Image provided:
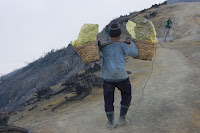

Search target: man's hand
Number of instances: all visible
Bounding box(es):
[124,38,135,44]
[124,39,131,44]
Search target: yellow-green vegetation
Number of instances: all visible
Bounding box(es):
[72,24,99,47]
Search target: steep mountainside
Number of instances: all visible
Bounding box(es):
[0,45,86,112]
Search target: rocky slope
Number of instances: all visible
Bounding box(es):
[0,45,86,112]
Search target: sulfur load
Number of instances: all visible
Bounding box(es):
[126,15,158,43]
[72,23,100,64]
[72,24,99,47]
[126,20,137,39]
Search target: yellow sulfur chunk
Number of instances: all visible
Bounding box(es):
[126,15,158,43]
[72,24,99,47]
[134,14,158,43]
[126,20,137,39]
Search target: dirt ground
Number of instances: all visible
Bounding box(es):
[8,2,200,133]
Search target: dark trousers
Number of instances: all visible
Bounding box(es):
[103,78,132,112]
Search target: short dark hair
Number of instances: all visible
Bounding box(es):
[109,23,121,37]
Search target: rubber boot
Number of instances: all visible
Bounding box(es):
[106,112,117,129]
[118,106,129,126]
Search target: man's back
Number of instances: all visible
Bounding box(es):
[100,41,138,82]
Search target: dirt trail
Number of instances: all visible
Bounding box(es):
[12,46,200,133]
[8,2,200,133]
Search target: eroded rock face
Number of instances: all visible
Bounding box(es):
[0,112,9,126]
[167,0,200,4]
[0,45,86,112]
[62,70,103,95]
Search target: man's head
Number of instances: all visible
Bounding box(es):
[169,18,171,21]
[109,23,121,38]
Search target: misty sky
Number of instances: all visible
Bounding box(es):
[0,0,165,75]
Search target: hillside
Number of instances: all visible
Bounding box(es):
[1,1,200,133]
[0,46,87,112]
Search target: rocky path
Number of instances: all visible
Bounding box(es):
[10,43,200,133]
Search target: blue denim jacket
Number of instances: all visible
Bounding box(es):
[100,41,138,82]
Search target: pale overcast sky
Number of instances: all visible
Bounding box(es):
[0,0,165,75]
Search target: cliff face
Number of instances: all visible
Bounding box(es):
[167,0,200,4]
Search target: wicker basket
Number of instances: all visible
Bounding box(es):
[134,40,157,61]
[75,41,100,64]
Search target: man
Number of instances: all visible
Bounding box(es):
[164,18,173,42]
[99,23,138,129]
